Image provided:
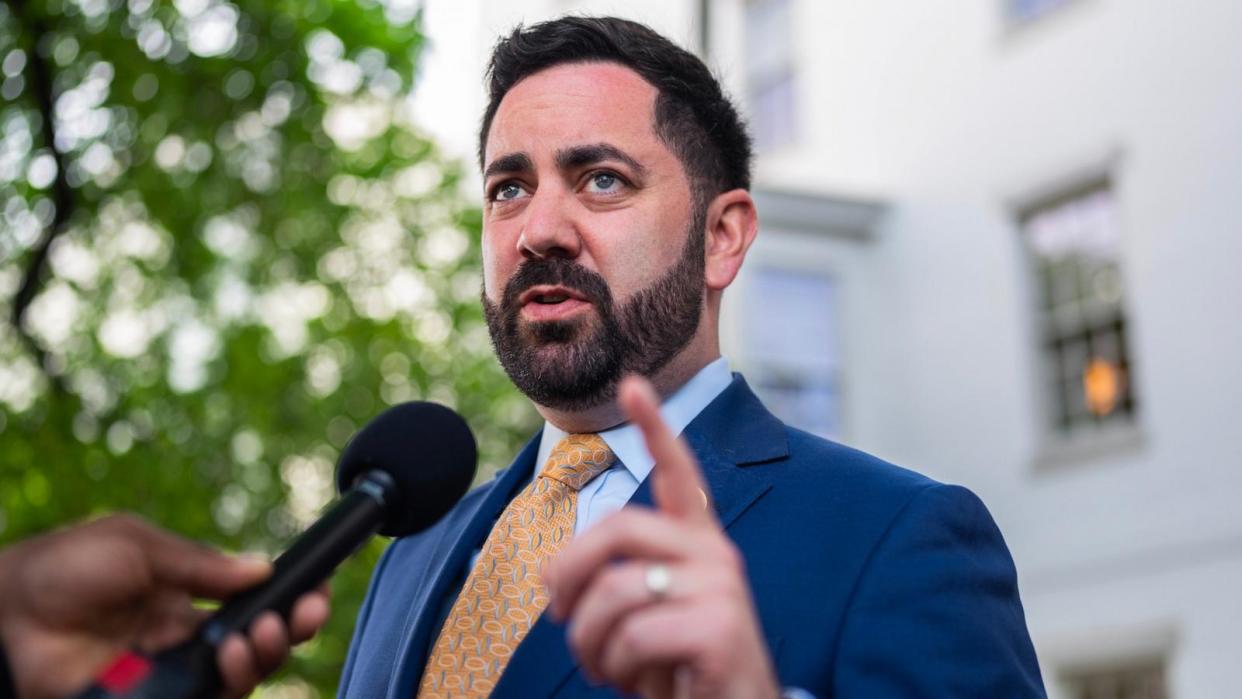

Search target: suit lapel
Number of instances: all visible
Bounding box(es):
[493,375,788,698]
[633,375,787,526]
[387,434,541,699]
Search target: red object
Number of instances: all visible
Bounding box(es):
[97,653,151,694]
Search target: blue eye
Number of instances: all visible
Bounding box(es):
[493,182,526,201]
[586,172,622,193]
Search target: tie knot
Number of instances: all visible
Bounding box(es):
[540,433,616,491]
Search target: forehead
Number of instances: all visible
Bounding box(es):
[484,62,664,166]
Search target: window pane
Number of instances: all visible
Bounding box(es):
[754,371,840,439]
[1022,182,1137,433]
[744,268,840,438]
[750,72,796,150]
[745,0,797,149]
[746,0,793,81]
[746,268,840,372]
[1026,188,1120,261]
[1008,0,1075,24]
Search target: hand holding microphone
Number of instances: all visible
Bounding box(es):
[0,514,329,699]
[0,401,475,699]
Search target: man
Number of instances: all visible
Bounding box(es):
[0,514,329,699]
[340,16,1045,698]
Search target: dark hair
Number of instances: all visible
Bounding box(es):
[478,16,752,206]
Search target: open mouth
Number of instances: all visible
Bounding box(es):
[517,285,592,320]
[519,285,590,307]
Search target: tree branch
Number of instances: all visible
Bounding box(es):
[8,0,73,392]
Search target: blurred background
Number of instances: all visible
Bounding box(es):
[2,0,1239,697]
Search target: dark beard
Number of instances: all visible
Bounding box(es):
[482,224,705,411]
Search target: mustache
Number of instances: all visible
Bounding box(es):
[500,257,614,312]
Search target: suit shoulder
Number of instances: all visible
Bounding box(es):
[770,426,1007,570]
[778,424,943,500]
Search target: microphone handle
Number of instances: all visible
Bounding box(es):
[72,469,395,699]
[202,469,394,644]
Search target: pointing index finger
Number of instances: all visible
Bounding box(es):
[617,375,714,525]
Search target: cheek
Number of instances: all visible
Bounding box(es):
[480,227,512,301]
[600,266,645,301]
[606,196,694,288]
[597,237,680,300]
[481,253,500,301]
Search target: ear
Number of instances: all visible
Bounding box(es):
[703,189,758,291]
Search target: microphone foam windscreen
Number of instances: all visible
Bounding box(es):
[336,401,477,537]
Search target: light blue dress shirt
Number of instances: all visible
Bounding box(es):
[531,356,733,535]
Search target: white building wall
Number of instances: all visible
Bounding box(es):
[418,1,1242,695]
[709,2,1242,696]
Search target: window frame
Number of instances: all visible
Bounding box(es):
[1014,170,1147,470]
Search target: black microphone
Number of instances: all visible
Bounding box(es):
[73,401,477,699]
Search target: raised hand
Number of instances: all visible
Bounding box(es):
[544,375,780,699]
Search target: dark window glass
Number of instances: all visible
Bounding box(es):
[1061,659,1168,699]
[1022,182,1137,434]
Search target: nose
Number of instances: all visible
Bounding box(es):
[517,187,581,260]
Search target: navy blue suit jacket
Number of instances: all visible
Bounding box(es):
[339,376,1046,697]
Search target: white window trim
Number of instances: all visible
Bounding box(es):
[723,188,886,442]
[1000,149,1150,471]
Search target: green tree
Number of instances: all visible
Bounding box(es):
[0,0,535,695]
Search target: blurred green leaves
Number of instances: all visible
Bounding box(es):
[0,0,535,695]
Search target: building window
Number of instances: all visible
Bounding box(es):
[745,0,797,150]
[1007,0,1077,24]
[743,267,840,438]
[1060,659,1168,699]
[1022,181,1137,437]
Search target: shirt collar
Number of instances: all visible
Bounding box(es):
[534,357,733,484]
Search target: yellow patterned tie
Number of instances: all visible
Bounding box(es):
[417,434,616,698]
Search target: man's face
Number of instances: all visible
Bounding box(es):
[480,62,704,411]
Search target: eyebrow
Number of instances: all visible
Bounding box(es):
[555,143,647,178]
[482,152,534,180]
